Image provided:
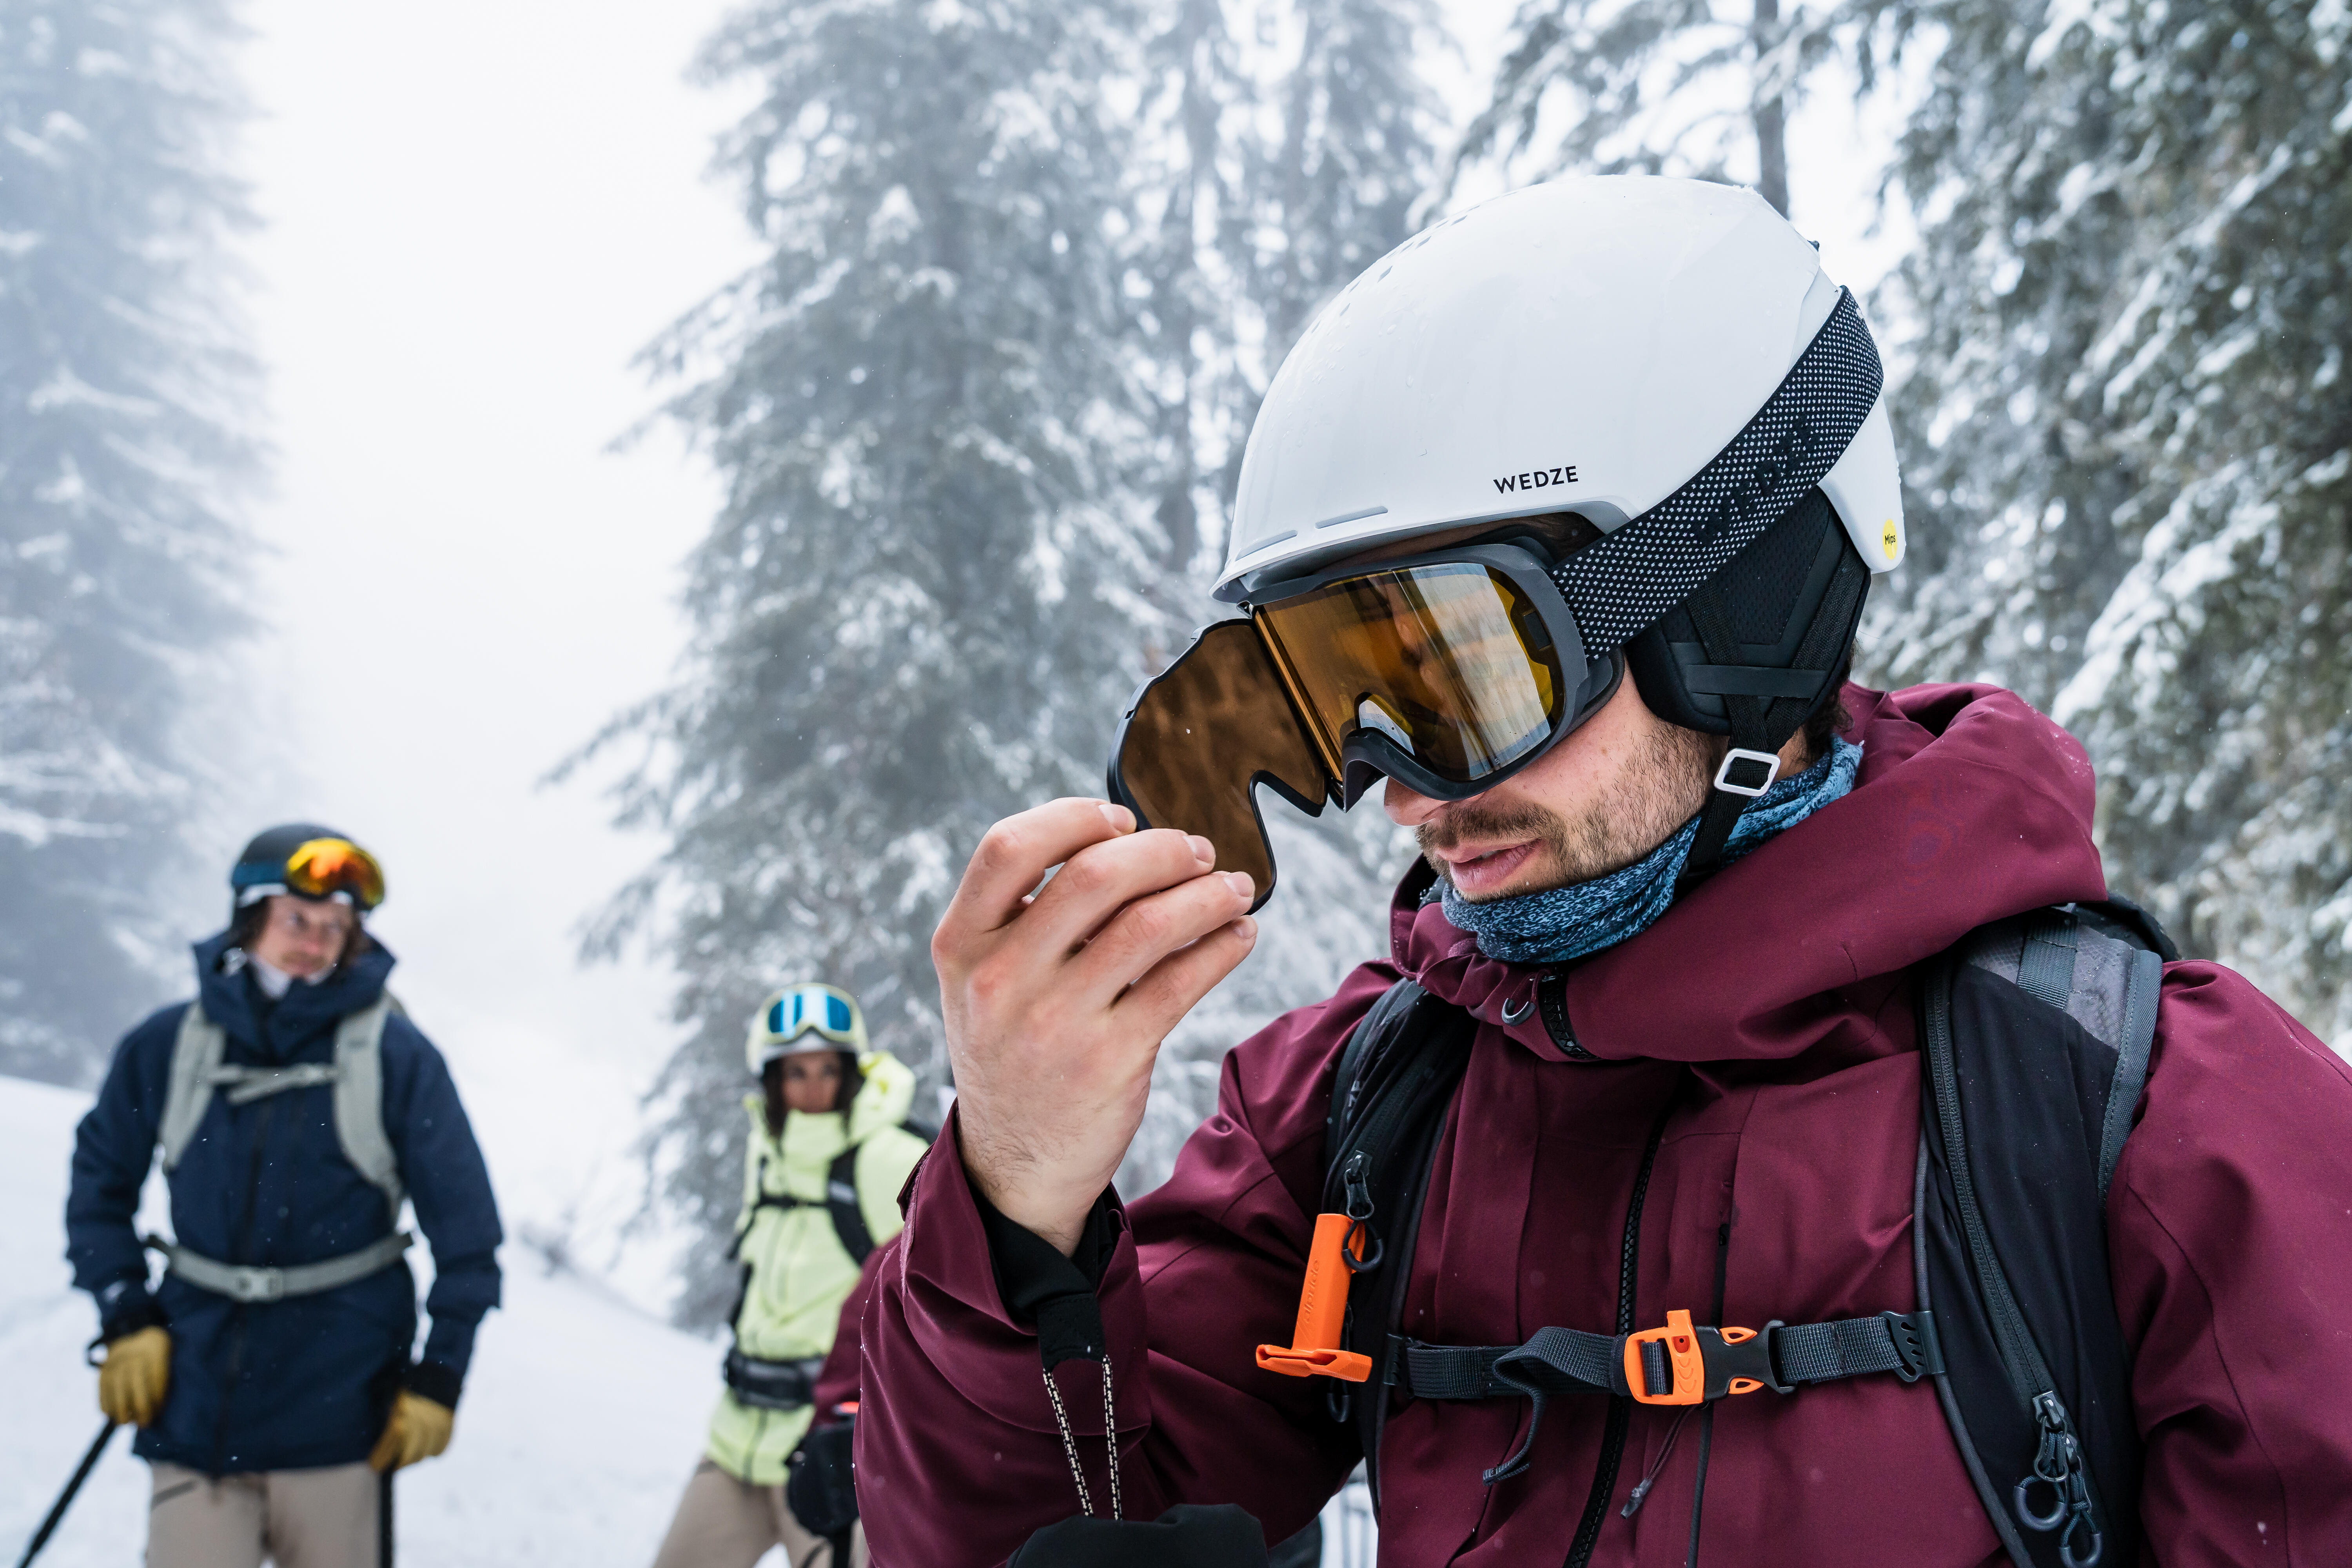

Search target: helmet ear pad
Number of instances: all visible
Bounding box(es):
[1623,488,1869,738]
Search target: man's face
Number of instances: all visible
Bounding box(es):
[248,893,356,978]
[1384,673,1713,901]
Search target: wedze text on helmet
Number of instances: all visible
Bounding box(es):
[1493,465,1578,494]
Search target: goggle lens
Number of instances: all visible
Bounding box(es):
[283,838,386,911]
[1107,619,1330,902]
[1107,552,1589,909]
[1256,563,1563,782]
[766,986,859,1044]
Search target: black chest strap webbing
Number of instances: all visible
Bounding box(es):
[1389,1308,1943,1483]
[729,1145,873,1264]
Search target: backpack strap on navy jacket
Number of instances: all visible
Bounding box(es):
[1918,900,2169,1568]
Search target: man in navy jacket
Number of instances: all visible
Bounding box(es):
[67,824,502,1568]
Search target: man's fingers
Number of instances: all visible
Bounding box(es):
[1067,867,1255,995]
[938,799,1136,951]
[1022,828,1223,956]
[1115,916,1260,1038]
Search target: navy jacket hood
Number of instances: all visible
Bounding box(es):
[190,927,392,1063]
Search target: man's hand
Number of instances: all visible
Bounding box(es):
[935,798,1257,1255]
[368,1390,454,1472]
[97,1325,172,1427]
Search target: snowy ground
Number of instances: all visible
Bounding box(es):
[0,1076,1374,1567]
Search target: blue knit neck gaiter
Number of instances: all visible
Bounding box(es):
[1439,737,1863,967]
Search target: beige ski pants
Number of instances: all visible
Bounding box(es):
[146,1461,379,1568]
[650,1459,868,1568]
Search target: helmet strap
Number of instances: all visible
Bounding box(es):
[1672,545,1870,894]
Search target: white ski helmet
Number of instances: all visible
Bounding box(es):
[1107,176,1906,904]
[1220,175,1903,602]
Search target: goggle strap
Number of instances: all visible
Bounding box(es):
[1553,289,1882,657]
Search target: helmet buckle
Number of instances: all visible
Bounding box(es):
[1714,748,1783,799]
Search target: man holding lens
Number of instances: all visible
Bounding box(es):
[66,824,502,1568]
[851,178,2352,1565]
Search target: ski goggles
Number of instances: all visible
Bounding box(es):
[1107,543,1621,909]
[758,983,864,1052]
[233,837,387,911]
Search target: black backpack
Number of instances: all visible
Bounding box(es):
[1313,898,2174,1568]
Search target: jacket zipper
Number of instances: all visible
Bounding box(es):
[1561,1089,1677,1568]
[1922,978,2100,1557]
[212,1093,276,1471]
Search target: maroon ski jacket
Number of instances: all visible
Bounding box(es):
[855,684,2352,1565]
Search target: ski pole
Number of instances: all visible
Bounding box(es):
[14,1420,118,1568]
[378,1469,394,1568]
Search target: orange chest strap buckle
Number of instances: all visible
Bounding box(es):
[1622,1310,1797,1405]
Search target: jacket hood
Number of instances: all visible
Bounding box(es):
[191,928,396,1061]
[846,1049,917,1142]
[1390,683,2107,1063]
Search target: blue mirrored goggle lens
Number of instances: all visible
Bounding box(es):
[767,988,853,1041]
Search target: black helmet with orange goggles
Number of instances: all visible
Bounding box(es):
[1108,540,1622,910]
[230,822,387,913]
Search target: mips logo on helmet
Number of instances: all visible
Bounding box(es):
[1492,465,1578,495]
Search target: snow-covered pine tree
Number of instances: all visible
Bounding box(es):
[1112,0,1443,1192]
[1459,0,1905,215]
[578,0,1161,1323]
[0,0,256,1085]
[1865,0,2352,1042]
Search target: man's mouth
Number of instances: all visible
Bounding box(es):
[1436,838,1540,898]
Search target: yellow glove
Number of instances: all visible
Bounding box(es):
[97,1326,172,1427]
[368,1390,455,1472]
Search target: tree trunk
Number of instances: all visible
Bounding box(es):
[1753,0,1788,216]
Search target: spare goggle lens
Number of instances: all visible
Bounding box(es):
[1107,619,1332,904]
[282,838,386,911]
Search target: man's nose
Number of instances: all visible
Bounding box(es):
[1383,776,1441,828]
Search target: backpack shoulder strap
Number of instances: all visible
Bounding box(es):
[333,997,405,1225]
[1319,976,1478,1497]
[159,1002,228,1172]
[1950,903,2165,1201]
[1922,902,2163,1568]
[826,1145,875,1264]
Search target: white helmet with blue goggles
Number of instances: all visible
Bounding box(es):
[746,982,869,1074]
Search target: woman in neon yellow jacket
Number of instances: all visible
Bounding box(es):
[651,983,929,1568]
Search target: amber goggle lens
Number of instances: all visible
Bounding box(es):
[1254,561,1565,784]
[284,837,386,911]
[1111,619,1332,902]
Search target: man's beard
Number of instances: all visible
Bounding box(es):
[1418,721,1717,901]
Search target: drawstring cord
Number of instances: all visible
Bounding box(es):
[1621,1405,1694,1517]
[1043,1359,1123,1521]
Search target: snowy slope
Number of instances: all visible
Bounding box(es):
[0,1075,720,1568]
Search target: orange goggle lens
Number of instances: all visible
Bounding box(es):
[1254,562,1564,783]
[283,837,386,910]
